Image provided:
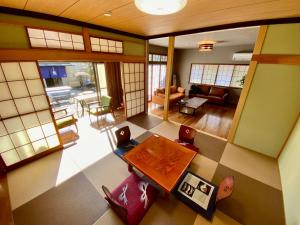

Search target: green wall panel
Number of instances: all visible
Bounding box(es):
[0,23,29,48]
[0,13,82,32]
[88,28,144,44]
[0,13,145,57]
[234,64,300,157]
[123,42,145,57]
[279,118,300,225]
[262,23,300,55]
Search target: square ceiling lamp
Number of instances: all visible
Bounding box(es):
[198,41,216,52]
[135,0,188,15]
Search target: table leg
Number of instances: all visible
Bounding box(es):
[128,165,133,173]
[164,191,170,199]
[80,100,84,117]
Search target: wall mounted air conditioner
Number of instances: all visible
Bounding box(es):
[232,52,253,61]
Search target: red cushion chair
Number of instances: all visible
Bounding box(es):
[114,126,139,158]
[102,173,158,225]
[175,125,199,153]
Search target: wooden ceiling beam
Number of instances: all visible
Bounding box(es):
[0,49,145,62]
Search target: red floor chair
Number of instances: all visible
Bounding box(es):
[102,173,158,225]
[174,125,199,153]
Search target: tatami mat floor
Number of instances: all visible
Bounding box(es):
[7,114,284,225]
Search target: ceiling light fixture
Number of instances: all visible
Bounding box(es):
[104,11,112,17]
[134,0,188,15]
[198,41,216,52]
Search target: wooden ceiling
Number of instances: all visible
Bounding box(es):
[0,0,299,37]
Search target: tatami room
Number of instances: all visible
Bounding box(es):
[0,1,299,225]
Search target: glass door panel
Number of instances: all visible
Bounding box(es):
[159,65,167,88]
[95,63,108,97]
[148,65,152,101]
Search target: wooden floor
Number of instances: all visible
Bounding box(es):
[148,102,236,139]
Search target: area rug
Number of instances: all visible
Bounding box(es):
[128,113,162,130]
[13,172,108,225]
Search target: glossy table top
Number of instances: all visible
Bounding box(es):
[124,135,197,192]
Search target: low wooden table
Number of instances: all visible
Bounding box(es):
[124,135,197,195]
[179,97,208,115]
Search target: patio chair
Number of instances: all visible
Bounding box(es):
[86,95,113,125]
[114,126,139,158]
[53,108,78,133]
[216,176,235,202]
[102,173,158,225]
[174,125,199,152]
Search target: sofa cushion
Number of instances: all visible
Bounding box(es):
[190,84,199,94]
[56,116,77,129]
[170,86,177,93]
[156,88,165,94]
[209,87,226,97]
[177,87,185,93]
[114,139,139,159]
[198,85,211,95]
[174,139,199,153]
[157,93,165,97]
[170,93,184,100]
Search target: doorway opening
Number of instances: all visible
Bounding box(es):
[39,61,125,144]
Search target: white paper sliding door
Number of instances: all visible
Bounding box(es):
[122,63,145,118]
[0,61,61,168]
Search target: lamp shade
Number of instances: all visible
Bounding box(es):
[198,41,216,52]
[135,0,188,15]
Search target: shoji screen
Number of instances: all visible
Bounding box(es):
[0,61,61,167]
[122,63,145,118]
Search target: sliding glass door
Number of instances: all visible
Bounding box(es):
[148,64,167,101]
[94,63,108,97]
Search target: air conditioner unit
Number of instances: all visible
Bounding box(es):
[232,52,252,61]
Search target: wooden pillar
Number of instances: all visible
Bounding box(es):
[82,27,92,53]
[163,36,175,121]
[145,40,149,114]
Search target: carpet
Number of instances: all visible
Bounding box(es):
[13,172,108,225]
[194,132,227,162]
[212,164,285,225]
[128,113,163,130]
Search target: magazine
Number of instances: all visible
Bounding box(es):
[177,173,215,210]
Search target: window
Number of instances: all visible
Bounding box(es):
[189,63,249,88]
[149,54,167,62]
[123,63,145,118]
[90,37,123,54]
[27,28,84,50]
[96,64,108,96]
[215,65,234,86]
[230,65,249,88]
[202,65,218,85]
[190,64,204,84]
[0,61,60,167]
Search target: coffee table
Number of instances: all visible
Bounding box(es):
[123,135,197,195]
[179,97,208,115]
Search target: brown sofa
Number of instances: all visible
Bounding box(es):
[189,84,228,104]
[152,86,185,106]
